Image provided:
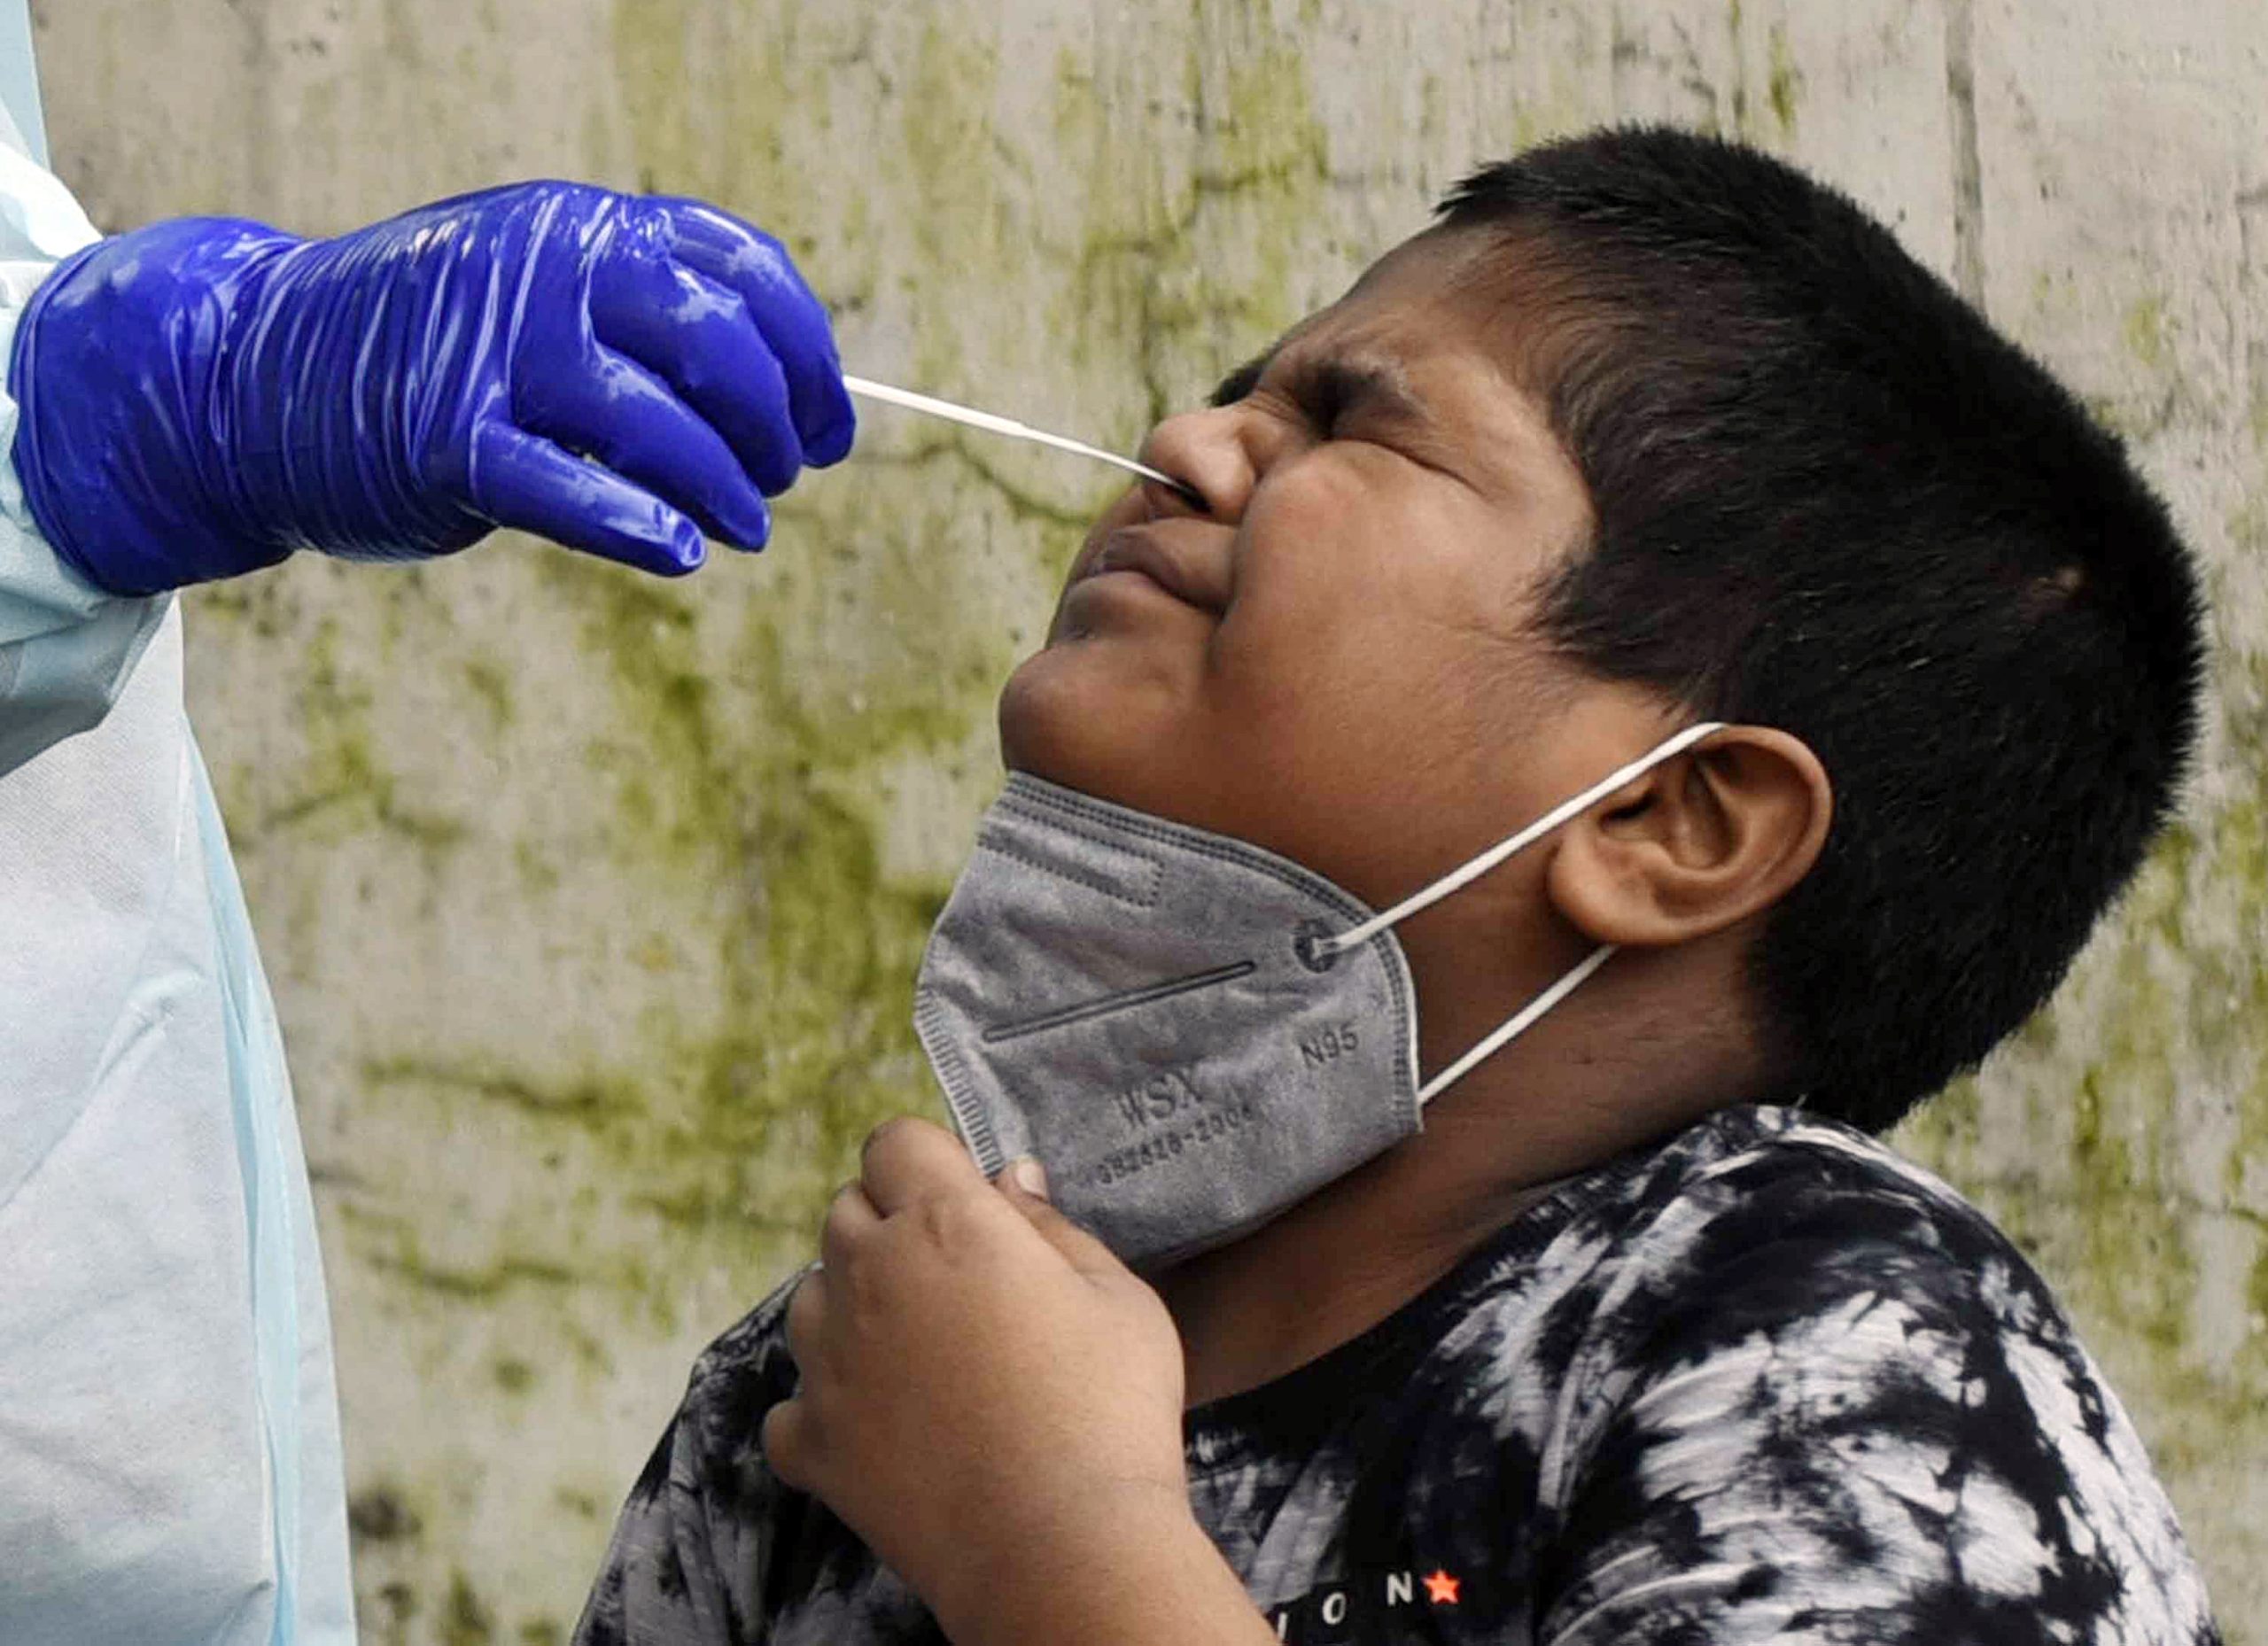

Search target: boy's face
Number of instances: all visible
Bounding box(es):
[999,228,1626,912]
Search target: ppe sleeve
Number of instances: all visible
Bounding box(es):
[0,147,168,778]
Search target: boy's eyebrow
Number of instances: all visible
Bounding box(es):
[1209,351,1274,408]
[1208,349,1432,433]
[1283,356,1431,431]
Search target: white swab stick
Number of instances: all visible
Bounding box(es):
[843,375,1200,501]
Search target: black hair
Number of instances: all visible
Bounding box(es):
[1437,127,2205,1132]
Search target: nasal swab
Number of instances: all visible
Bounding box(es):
[843,375,1204,508]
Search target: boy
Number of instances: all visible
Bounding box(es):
[575,128,2220,1645]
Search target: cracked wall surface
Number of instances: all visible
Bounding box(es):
[30,2,2268,1640]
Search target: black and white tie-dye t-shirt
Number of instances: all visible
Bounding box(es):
[574,1105,2222,1646]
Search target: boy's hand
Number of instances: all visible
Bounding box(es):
[764,1116,1229,1645]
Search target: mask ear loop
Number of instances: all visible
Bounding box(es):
[1300,720,1729,1106]
[1313,721,1728,958]
[1418,944,1616,1104]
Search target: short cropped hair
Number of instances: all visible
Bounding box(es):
[1439,128,2205,1131]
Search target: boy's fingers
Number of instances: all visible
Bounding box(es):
[859,1115,983,1215]
[820,1182,881,1271]
[760,1398,812,1492]
[996,1160,1129,1281]
[782,1261,827,1363]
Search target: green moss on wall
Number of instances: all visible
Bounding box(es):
[1053,14,1337,429]
[241,615,470,855]
[439,1572,494,1646]
[2125,293,2172,372]
[1767,25,1803,136]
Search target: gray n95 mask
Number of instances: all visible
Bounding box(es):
[913,723,1724,1268]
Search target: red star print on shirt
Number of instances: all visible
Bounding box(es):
[1423,1569,1461,1605]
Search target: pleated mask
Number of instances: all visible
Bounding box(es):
[913,723,1724,1267]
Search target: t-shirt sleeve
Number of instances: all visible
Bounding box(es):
[575,1415,742,1646]
[574,1277,809,1646]
[1534,1148,2221,1646]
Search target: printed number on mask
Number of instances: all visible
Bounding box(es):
[1092,1099,1258,1187]
[1299,1023,1361,1069]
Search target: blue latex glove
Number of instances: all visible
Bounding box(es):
[7,182,857,593]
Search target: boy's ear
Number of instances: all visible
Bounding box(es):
[1545,726,1831,948]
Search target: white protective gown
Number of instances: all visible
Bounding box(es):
[0,144,357,1644]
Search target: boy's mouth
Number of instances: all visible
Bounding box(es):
[1084,523,1232,616]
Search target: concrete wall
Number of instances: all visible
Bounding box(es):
[30,2,2268,1641]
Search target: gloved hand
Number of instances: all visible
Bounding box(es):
[7,182,856,593]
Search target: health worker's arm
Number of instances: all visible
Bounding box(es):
[9,180,856,598]
[0,146,167,778]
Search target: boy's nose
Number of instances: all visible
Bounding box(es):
[1138,406,1262,523]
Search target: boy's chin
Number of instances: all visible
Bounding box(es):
[993,634,1194,799]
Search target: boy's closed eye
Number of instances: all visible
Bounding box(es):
[1208,350,1431,442]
